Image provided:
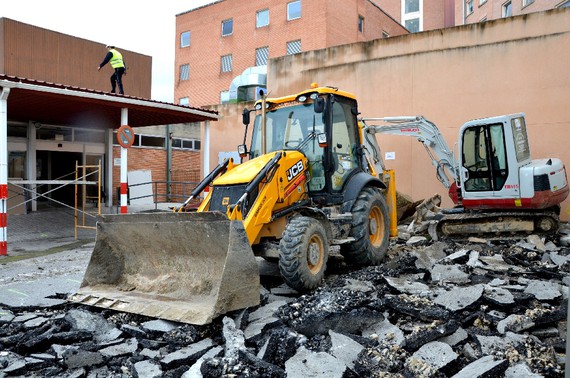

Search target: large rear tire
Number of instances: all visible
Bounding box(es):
[341,186,390,265]
[279,216,329,292]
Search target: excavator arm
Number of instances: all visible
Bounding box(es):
[361,116,460,189]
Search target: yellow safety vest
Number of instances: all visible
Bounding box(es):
[109,49,125,69]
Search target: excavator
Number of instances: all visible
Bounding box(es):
[361,115,569,238]
[69,85,395,325]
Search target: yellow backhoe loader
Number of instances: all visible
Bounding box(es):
[69,85,394,325]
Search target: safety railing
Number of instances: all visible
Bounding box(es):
[116,180,200,213]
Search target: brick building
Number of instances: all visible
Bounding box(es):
[459,0,570,25]
[174,0,408,108]
[175,0,570,109]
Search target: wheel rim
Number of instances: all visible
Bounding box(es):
[307,235,324,274]
[369,205,385,247]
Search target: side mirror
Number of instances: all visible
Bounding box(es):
[314,97,325,114]
[238,144,248,158]
[242,108,250,125]
[317,132,328,148]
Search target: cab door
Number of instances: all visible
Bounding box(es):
[460,123,508,201]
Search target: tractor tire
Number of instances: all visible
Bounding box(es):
[279,216,329,292]
[341,186,390,265]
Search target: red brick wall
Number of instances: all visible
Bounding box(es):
[175,0,407,107]
[112,147,201,205]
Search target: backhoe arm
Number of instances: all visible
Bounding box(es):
[361,116,460,189]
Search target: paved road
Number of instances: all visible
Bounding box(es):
[0,204,177,309]
[0,242,94,308]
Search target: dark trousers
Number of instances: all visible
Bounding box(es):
[110,67,125,94]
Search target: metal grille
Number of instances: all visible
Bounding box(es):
[221,54,233,72]
[256,47,268,66]
[534,174,550,192]
[179,64,189,81]
[209,184,248,212]
[286,40,302,55]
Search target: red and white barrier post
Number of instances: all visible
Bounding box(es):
[0,88,11,255]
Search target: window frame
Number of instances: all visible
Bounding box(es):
[287,1,302,21]
[286,40,302,55]
[402,0,423,33]
[221,18,233,37]
[255,46,269,66]
[502,1,512,17]
[256,9,270,28]
[358,15,365,33]
[221,54,233,73]
[522,0,534,7]
[179,97,189,107]
[180,31,190,48]
[467,0,474,14]
[179,64,189,81]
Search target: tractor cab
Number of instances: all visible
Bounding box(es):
[241,86,365,201]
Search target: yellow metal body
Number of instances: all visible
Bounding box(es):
[199,151,309,245]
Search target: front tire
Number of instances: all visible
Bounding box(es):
[341,186,390,265]
[279,216,329,292]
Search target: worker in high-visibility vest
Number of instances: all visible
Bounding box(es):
[98,45,127,95]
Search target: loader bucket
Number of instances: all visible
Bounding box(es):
[68,212,260,325]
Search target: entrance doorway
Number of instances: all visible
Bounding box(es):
[36,151,82,207]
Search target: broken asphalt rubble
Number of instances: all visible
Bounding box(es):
[1,216,570,377]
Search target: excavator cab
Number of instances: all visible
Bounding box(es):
[458,113,568,210]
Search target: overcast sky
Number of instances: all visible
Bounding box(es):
[0,0,215,102]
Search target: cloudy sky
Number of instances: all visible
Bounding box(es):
[0,0,215,102]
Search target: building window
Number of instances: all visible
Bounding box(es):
[287,1,301,21]
[222,19,233,36]
[405,18,420,32]
[559,0,570,7]
[172,138,201,151]
[522,0,534,6]
[467,0,474,14]
[479,0,487,5]
[255,46,269,66]
[402,0,422,33]
[256,9,269,28]
[358,16,365,33]
[220,90,230,103]
[180,31,190,48]
[179,64,189,81]
[179,97,189,106]
[221,54,233,72]
[286,40,302,55]
[405,0,420,13]
[382,30,390,38]
[502,1,512,17]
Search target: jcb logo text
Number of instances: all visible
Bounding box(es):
[287,160,304,181]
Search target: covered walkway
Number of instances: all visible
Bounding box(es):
[0,74,219,255]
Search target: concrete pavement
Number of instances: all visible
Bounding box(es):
[0,203,179,309]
